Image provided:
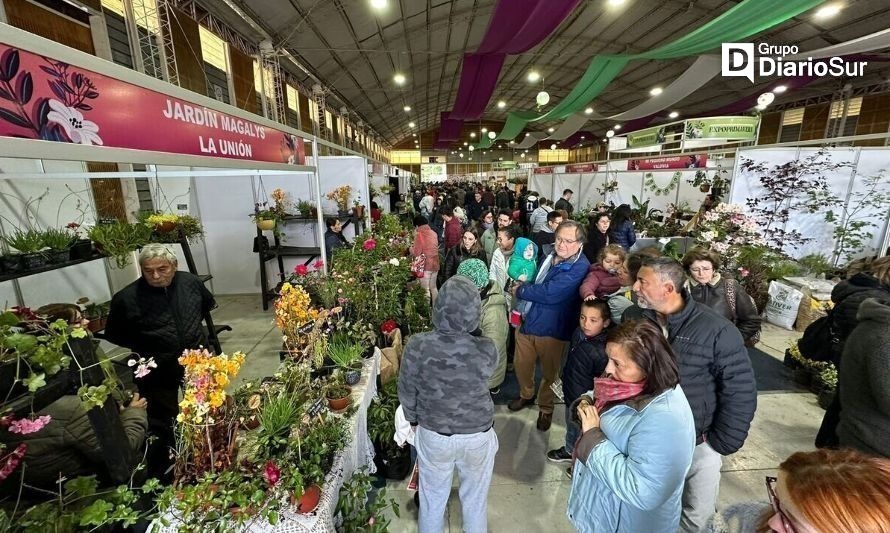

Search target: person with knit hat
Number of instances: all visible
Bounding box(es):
[458,259,509,394]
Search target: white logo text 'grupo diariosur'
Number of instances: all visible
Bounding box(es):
[721,43,867,83]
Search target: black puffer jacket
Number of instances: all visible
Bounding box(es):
[561,327,609,403]
[441,245,486,283]
[638,292,757,455]
[105,272,215,362]
[831,273,890,347]
[687,274,761,344]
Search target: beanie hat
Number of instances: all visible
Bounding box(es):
[456,259,489,289]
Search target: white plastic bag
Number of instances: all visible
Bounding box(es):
[765,281,804,330]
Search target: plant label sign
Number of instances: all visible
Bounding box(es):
[0,42,306,166]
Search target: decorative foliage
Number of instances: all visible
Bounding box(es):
[644,171,681,196]
[336,467,400,532]
[595,180,618,197]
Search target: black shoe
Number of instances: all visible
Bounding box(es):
[413,491,419,508]
[489,386,501,396]
[547,448,572,463]
[508,396,535,411]
[536,412,553,431]
[565,466,573,479]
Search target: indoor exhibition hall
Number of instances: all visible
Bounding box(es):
[0,0,889,532]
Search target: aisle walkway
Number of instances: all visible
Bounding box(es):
[209,295,823,532]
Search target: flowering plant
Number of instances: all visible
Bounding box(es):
[128,356,157,379]
[695,202,762,259]
[325,185,353,212]
[177,348,246,425]
[6,415,51,435]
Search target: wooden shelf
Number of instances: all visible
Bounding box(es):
[0,252,106,283]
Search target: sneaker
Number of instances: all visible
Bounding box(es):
[536,411,553,432]
[489,386,501,396]
[565,466,573,479]
[547,448,572,463]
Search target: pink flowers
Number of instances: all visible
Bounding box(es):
[128,356,158,379]
[7,415,51,435]
[313,259,325,270]
[0,443,27,481]
[738,266,750,278]
[363,238,377,251]
[263,461,281,487]
[294,264,309,276]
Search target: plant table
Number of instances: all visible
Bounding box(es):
[152,349,380,532]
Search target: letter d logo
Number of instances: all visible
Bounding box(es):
[722,43,754,83]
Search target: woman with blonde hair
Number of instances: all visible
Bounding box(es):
[709,448,890,532]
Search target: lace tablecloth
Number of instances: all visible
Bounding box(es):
[152,350,380,533]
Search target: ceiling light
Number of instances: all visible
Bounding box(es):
[451,151,455,154]
[550,144,557,150]
[408,121,415,128]
[613,125,621,130]
[393,73,406,85]
[481,127,488,133]
[488,131,497,139]
[470,132,476,138]
[403,105,411,112]
[509,140,515,144]
[527,70,541,83]
[668,111,679,119]
[497,100,506,109]
[499,157,503,161]
[584,107,593,114]
[755,103,767,111]
[650,87,663,96]
[774,85,787,93]
[525,132,530,137]
[370,0,387,8]
[412,133,417,137]
[602,138,607,142]
[607,0,626,6]
[469,157,473,160]
[606,130,615,138]
[469,145,474,151]
[814,3,841,19]
[521,153,526,158]
[757,92,775,107]
[536,91,550,106]
[459,153,464,158]
[463,142,468,146]
[547,127,555,133]
[580,136,585,140]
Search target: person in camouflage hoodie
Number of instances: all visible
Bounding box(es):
[398,276,499,533]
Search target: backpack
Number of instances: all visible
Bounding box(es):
[797,311,839,362]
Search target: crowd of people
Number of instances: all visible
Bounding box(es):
[399,181,890,533]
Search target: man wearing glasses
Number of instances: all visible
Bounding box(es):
[508,221,589,432]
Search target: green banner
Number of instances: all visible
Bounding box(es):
[627,126,668,148]
[685,117,759,140]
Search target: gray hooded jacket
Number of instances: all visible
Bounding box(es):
[398,276,497,434]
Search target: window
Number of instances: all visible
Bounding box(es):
[829,97,862,119]
[391,150,421,164]
[199,26,228,72]
[101,0,125,16]
[782,108,804,126]
[286,85,298,112]
[308,98,319,124]
[131,0,160,33]
[538,149,569,163]
[779,108,804,143]
[325,110,333,130]
[827,97,862,137]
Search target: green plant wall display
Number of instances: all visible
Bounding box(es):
[644,172,681,196]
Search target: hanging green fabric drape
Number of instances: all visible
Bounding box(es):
[495,0,827,140]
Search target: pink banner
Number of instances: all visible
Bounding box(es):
[533,166,553,174]
[565,163,597,173]
[627,154,707,171]
[0,45,305,166]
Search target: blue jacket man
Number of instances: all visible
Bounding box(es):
[509,220,589,431]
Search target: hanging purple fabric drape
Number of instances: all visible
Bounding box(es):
[437,0,582,144]
[438,111,465,141]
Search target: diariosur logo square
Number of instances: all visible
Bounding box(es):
[721,43,867,83]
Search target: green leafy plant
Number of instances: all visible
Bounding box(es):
[327,336,363,370]
[813,172,890,266]
[40,228,73,251]
[2,228,44,253]
[88,221,152,268]
[325,371,350,399]
[797,253,834,278]
[256,391,304,457]
[296,199,315,216]
[0,311,75,394]
[336,467,400,532]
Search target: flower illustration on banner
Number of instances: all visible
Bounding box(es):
[46,99,102,145]
[0,48,100,144]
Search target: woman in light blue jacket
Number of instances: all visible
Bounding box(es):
[567,319,695,533]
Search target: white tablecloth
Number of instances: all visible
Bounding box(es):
[152,350,380,533]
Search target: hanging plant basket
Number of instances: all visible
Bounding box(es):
[155,220,178,233]
[256,219,276,231]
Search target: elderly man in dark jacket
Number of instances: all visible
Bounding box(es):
[399,276,498,533]
[630,256,757,533]
[105,243,216,480]
[508,220,589,432]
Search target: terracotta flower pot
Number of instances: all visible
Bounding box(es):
[256,219,276,231]
[353,205,365,219]
[699,184,711,193]
[293,484,322,514]
[326,387,352,412]
[155,220,177,233]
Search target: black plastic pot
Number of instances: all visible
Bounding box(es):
[69,239,93,260]
[1,254,21,274]
[20,252,47,270]
[48,248,70,264]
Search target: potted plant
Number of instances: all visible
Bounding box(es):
[146,212,179,233]
[688,169,712,192]
[817,365,838,410]
[296,199,316,218]
[251,205,279,232]
[352,195,365,219]
[367,379,412,480]
[324,372,352,412]
[255,392,304,457]
[88,221,152,269]
[40,228,73,264]
[66,222,93,260]
[81,299,110,333]
[2,228,46,269]
[336,468,400,531]
[325,185,352,216]
[327,336,364,385]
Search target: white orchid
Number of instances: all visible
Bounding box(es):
[388,258,400,266]
[46,99,103,145]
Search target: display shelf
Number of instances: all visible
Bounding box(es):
[0,252,106,283]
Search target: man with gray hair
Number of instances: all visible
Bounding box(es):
[105,243,216,481]
[630,256,757,532]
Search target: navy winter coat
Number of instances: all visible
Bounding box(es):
[562,328,609,403]
[610,220,636,250]
[516,252,589,341]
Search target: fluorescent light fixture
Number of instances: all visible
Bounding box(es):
[774,85,787,93]
[668,111,679,119]
[393,73,406,85]
[370,0,387,8]
[497,100,506,109]
[814,3,841,19]
[607,0,626,6]
[403,105,411,112]
[650,87,663,96]
[527,71,541,82]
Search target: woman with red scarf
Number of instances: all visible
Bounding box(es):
[566,320,696,533]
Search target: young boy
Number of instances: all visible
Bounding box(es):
[547,299,612,470]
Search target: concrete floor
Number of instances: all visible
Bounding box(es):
[209,294,821,532]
